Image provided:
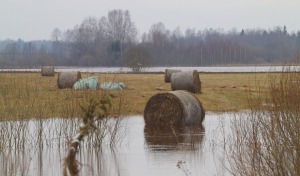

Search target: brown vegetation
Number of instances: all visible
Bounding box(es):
[0,72,269,120]
[221,68,300,176]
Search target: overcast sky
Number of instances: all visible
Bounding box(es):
[1,0,300,41]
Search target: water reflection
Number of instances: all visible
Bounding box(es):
[0,114,234,176]
[144,124,205,151]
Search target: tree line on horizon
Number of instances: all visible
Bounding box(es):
[0,9,300,69]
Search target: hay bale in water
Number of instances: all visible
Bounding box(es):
[164,69,181,83]
[41,66,55,76]
[57,71,81,89]
[171,70,201,93]
[144,90,205,127]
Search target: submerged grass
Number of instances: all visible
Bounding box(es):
[0,72,270,120]
[0,117,127,176]
[0,72,127,175]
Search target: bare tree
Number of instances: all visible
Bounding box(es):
[147,22,170,46]
[51,28,62,42]
[100,9,137,65]
[51,28,64,61]
[63,17,100,65]
[79,17,99,44]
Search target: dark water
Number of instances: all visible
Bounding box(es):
[0,113,233,176]
[1,65,299,73]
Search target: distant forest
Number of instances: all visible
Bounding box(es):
[1,9,300,69]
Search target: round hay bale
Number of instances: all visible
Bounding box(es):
[171,70,201,93]
[57,71,81,89]
[41,66,55,76]
[164,69,181,83]
[144,90,205,127]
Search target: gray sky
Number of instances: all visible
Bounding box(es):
[1,0,300,41]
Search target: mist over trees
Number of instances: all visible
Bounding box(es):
[1,9,300,68]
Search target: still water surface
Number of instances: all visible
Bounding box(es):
[0,113,233,176]
[1,65,299,73]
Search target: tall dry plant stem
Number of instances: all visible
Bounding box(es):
[224,66,300,176]
[63,93,114,176]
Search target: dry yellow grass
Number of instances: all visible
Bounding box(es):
[105,73,269,113]
[0,72,269,120]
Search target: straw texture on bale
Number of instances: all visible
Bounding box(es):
[57,71,81,89]
[171,70,201,93]
[144,90,205,127]
[41,66,55,76]
[164,69,181,83]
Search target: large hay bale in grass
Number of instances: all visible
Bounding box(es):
[164,69,181,83]
[144,90,205,127]
[57,71,81,89]
[41,66,55,76]
[171,70,201,93]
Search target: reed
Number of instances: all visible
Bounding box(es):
[177,160,191,176]
[0,116,129,175]
[63,89,127,176]
[222,66,300,176]
[0,108,126,176]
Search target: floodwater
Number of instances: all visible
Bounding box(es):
[1,65,299,73]
[0,113,234,176]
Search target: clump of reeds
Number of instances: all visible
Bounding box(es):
[223,66,300,176]
[63,93,114,176]
[62,89,127,176]
[0,113,126,175]
[0,72,126,175]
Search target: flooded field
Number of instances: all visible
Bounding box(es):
[0,113,234,176]
[1,65,299,73]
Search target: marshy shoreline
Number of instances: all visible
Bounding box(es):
[1,69,300,176]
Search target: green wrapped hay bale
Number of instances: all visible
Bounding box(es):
[57,71,81,89]
[41,66,55,76]
[100,82,126,90]
[164,69,181,83]
[73,76,99,90]
[144,90,205,127]
[171,70,201,93]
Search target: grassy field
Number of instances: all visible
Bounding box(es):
[0,72,270,120]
